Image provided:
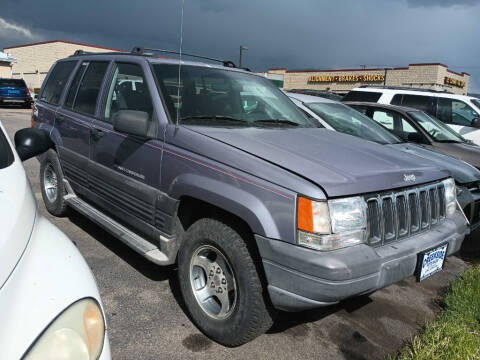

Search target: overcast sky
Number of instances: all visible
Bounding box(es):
[1,0,479,91]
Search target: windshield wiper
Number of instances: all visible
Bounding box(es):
[181,115,248,125]
[253,119,300,126]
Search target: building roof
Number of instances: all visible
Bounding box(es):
[3,39,123,52]
[0,51,16,64]
[270,63,470,77]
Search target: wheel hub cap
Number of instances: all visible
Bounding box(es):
[190,245,237,319]
[43,163,58,202]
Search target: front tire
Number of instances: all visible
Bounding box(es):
[40,149,69,216]
[178,218,275,346]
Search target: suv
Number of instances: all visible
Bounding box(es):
[33,49,467,346]
[0,78,33,108]
[343,87,480,145]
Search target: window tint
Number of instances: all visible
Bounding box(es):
[372,109,421,142]
[342,91,381,102]
[40,61,76,105]
[0,79,26,87]
[400,95,436,114]
[390,94,403,105]
[0,130,14,170]
[104,63,153,122]
[65,62,88,108]
[72,62,109,116]
[437,98,479,126]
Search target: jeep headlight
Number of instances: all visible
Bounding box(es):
[297,196,367,251]
[24,298,105,360]
[443,178,457,218]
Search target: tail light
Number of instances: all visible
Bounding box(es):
[26,88,31,96]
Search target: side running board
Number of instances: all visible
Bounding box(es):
[65,195,175,266]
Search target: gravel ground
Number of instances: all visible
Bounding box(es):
[1,107,468,360]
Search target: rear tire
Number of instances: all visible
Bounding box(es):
[178,218,275,346]
[40,149,69,217]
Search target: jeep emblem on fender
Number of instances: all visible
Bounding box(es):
[404,174,416,182]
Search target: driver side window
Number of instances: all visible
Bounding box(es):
[103,63,153,122]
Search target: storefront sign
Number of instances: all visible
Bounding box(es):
[444,76,465,88]
[308,74,385,83]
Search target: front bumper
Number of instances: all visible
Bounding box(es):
[256,211,467,312]
[0,96,32,105]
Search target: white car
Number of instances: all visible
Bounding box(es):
[343,87,480,145]
[0,122,111,360]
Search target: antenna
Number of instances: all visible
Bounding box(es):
[176,0,185,128]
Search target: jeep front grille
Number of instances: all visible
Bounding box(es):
[365,182,446,246]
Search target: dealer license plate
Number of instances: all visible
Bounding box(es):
[417,243,448,281]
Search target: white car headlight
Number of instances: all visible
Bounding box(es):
[297,196,367,251]
[24,298,105,360]
[443,177,457,218]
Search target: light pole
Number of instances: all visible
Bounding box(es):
[239,45,248,68]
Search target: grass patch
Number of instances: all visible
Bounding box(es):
[391,264,480,360]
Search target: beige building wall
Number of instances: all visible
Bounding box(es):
[0,63,12,78]
[4,40,119,90]
[275,63,470,95]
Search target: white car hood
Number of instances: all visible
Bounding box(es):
[0,151,36,290]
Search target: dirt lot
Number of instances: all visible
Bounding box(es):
[1,107,469,360]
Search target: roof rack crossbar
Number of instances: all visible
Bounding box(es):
[131,47,237,68]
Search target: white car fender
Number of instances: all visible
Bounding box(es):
[0,212,111,360]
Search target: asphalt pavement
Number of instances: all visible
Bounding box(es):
[1,107,469,360]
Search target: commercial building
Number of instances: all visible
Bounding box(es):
[3,40,121,90]
[267,63,470,95]
[0,52,16,78]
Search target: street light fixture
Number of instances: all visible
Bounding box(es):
[239,45,248,68]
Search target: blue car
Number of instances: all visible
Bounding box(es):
[0,78,32,108]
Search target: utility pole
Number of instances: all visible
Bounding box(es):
[239,45,248,68]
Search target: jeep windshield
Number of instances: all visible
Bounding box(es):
[408,111,466,143]
[153,64,314,128]
[305,102,402,145]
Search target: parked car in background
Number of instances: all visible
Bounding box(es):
[345,102,480,170]
[0,122,110,359]
[288,92,480,232]
[288,88,344,101]
[343,87,480,145]
[34,49,466,346]
[0,78,33,108]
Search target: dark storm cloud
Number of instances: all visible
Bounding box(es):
[406,0,480,7]
[1,0,480,90]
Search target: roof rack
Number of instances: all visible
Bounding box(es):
[69,47,250,71]
[359,85,453,94]
[131,47,239,69]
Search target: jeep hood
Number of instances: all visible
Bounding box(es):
[0,157,36,290]
[185,127,449,197]
[389,143,480,184]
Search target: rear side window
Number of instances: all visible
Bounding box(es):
[0,79,26,87]
[342,91,381,102]
[71,62,109,116]
[40,61,76,105]
[65,62,88,108]
[399,95,436,114]
[390,94,403,105]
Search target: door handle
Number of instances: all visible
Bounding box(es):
[90,128,104,140]
[55,115,66,124]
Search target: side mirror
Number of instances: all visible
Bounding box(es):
[471,117,480,129]
[112,110,150,138]
[14,128,53,161]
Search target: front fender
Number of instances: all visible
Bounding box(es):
[169,173,284,239]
